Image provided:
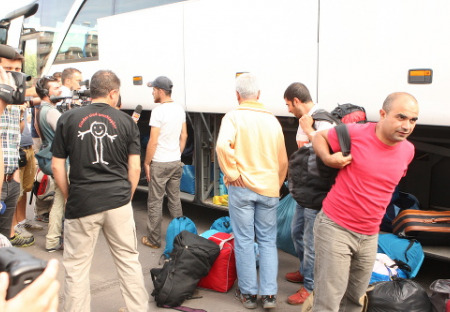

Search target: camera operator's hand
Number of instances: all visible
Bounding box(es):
[0,259,60,312]
[0,65,17,107]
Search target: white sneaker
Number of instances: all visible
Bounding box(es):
[20,219,44,230]
[14,223,34,238]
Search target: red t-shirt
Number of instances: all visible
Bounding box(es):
[322,123,414,235]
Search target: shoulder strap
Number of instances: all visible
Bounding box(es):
[335,124,351,156]
[37,103,55,146]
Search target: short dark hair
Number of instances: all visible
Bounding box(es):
[52,72,62,80]
[61,67,81,85]
[157,88,171,96]
[90,70,120,99]
[35,76,59,99]
[284,82,312,103]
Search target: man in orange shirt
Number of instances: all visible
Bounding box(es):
[216,73,288,310]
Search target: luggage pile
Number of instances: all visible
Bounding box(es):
[150,216,238,309]
[381,190,450,246]
[367,190,450,312]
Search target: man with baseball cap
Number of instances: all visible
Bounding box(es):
[146,76,173,91]
[142,76,188,249]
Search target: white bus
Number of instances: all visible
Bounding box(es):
[3,0,450,211]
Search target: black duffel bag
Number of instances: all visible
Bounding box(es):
[150,230,220,307]
[367,278,432,312]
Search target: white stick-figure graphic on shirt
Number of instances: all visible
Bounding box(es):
[78,121,117,165]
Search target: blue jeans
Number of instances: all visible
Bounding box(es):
[291,204,319,292]
[0,180,20,237]
[228,186,279,296]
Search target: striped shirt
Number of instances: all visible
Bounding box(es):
[1,106,21,174]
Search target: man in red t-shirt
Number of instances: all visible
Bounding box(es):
[311,92,419,312]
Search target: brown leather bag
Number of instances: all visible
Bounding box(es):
[392,209,450,246]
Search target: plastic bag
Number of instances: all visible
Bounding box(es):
[429,279,450,312]
[276,193,296,256]
[367,278,432,312]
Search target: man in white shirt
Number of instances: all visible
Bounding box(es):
[60,68,83,97]
[283,82,336,305]
[142,76,188,249]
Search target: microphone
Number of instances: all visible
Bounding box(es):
[131,104,143,123]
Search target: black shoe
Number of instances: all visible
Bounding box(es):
[235,288,257,309]
[261,295,277,309]
[46,237,64,252]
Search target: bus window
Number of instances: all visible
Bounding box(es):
[19,0,186,66]
[56,0,113,63]
[22,0,73,73]
[23,38,38,79]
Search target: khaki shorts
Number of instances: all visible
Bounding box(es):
[19,146,37,195]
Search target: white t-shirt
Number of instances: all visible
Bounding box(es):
[60,85,72,97]
[296,104,335,148]
[149,102,186,162]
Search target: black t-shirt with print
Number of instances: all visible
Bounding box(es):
[52,102,140,219]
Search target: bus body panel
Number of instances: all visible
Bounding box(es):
[97,0,319,116]
[318,0,450,125]
[98,3,186,111]
[182,0,318,116]
[95,0,450,126]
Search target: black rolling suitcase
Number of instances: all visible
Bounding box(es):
[392,209,450,246]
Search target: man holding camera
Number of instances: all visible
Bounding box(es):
[0,47,30,247]
[0,47,60,311]
[35,76,65,252]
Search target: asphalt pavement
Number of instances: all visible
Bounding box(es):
[20,191,450,311]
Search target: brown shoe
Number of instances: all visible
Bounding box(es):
[285,271,304,283]
[287,287,310,305]
[141,236,160,249]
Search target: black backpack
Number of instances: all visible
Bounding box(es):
[288,110,351,209]
[150,231,220,307]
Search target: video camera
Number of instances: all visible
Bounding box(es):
[51,80,91,113]
[0,247,47,299]
[0,44,31,104]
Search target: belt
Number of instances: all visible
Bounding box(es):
[4,174,14,182]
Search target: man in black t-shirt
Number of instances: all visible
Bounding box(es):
[52,70,149,312]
